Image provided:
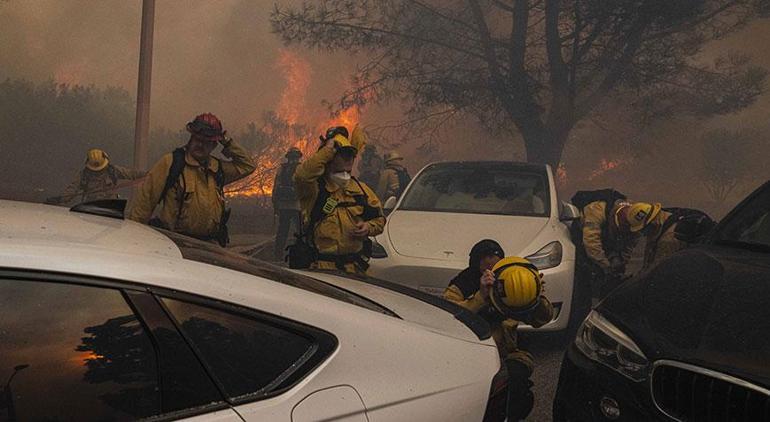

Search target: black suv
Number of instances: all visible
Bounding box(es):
[554,181,770,421]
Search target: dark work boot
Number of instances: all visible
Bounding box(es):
[505,358,535,421]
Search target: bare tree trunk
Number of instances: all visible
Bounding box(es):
[519,122,570,169]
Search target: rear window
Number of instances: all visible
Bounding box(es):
[400,163,550,217]
[161,297,316,401]
[161,231,397,317]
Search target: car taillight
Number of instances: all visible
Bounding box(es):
[483,366,508,422]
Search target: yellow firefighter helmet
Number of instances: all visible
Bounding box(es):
[489,256,543,317]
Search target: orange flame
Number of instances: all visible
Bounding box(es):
[588,158,625,180]
[275,50,311,125]
[227,50,367,199]
[556,162,568,188]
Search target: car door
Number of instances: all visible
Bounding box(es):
[0,273,241,422]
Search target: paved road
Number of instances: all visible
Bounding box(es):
[527,334,569,421]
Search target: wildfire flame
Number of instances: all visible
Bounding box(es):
[227,49,366,199]
[556,162,568,188]
[588,158,626,180]
[275,50,311,126]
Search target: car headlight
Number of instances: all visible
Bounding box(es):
[525,241,562,270]
[574,311,650,382]
[371,238,388,259]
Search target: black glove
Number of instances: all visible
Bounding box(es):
[608,255,625,276]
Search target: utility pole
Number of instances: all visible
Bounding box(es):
[133,0,156,170]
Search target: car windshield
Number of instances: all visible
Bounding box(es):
[715,184,770,251]
[160,230,397,317]
[399,163,550,217]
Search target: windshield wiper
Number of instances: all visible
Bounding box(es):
[714,239,770,253]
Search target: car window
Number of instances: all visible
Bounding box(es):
[161,297,319,401]
[399,164,550,217]
[0,279,159,421]
[124,292,225,413]
[716,185,770,250]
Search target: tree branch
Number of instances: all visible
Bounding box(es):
[276,13,487,60]
[545,0,569,95]
[576,19,649,120]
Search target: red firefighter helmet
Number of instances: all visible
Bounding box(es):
[186,113,224,142]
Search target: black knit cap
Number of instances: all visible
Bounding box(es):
[468,239,505,269]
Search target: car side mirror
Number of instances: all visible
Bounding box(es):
[560,202,580,222]
[383,196,398,212]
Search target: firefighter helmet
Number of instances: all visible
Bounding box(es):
[489,257,543,317]
[85,149,109,171]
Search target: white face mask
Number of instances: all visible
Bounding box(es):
[329,171,351,188]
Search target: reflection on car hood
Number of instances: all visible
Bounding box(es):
[301,270,495,345]
[387,210,549,261]
[602,246,770,388]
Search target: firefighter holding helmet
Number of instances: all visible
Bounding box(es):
[444,244,554,421]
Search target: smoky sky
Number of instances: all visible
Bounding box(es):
[0,0,360,132]
[1,1,769,166]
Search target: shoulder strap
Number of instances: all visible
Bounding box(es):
[158,148,187,206]
[351,177,383,221]
[306,178,332,236]
[107,165,118,185]
[604,200,615,227]
[79,170,88,192]
[214,159,225,192]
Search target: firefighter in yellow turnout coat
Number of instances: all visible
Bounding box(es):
[129,113,256,244]
[444,241,553,421]
[293,126,385,275]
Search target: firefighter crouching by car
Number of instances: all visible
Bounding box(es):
[290,126,385,275]
[128,113,256,246]
[47,149,145,205]
[444,240,554,421]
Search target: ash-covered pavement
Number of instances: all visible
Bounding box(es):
[527,335,569,421]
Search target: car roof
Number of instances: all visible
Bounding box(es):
[0,200,182,259]
[0,200,491,344]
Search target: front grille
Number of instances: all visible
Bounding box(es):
[651,360,770,421]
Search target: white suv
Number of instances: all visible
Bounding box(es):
[369,161,582,332]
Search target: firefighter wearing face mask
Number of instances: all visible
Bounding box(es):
[445,252,553,422]
[292,125,386,275]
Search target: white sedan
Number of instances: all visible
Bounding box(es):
[0,200,505,422]
[369,161,582,332]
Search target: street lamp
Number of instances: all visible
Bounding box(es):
[4,364,30,422]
